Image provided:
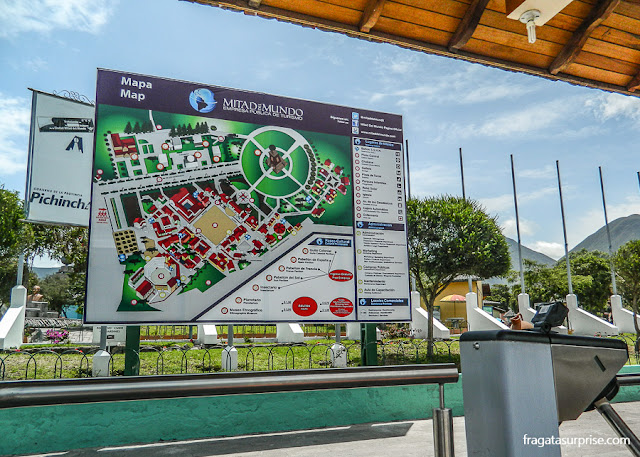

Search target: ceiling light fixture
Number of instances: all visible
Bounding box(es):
[506,0,573,45]
[519,9,541,44]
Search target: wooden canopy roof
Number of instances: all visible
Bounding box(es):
[185,0,640,98]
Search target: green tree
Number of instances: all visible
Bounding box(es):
[39,272,73,315]
[485,283,515,311]
[518,251,611,313]
[521,259,565,305]
[614,240,640,335]
[0,186,26,261]
[37,226,88,315]
[558,249,611,312]
[124,121,132,134]
[407,196,510,354]
[0,186,68,302]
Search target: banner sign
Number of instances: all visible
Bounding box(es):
[85,69,410,324]
[25,90,94,226]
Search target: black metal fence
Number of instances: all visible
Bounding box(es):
[2,334,639,381]
[0,339,460,381]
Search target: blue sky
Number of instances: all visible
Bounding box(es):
[2,0,640,264]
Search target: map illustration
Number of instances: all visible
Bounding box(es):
[91,105,353,316]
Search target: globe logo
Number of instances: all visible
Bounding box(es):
[189,88,216,113]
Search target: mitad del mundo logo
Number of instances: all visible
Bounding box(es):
[189,88,216,113]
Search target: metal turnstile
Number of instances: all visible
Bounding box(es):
[461,328,638,456]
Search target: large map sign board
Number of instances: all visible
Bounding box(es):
[25,90,94,226]
[85,69,410,324]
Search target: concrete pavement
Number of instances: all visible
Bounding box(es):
[19,401,640,457]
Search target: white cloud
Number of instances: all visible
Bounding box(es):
[501,217,536,238]
[587,92,640,124]
[518,164,555,179]
[436,96,590,141]
[0,0,114,38]
[529,241,565,260]
[408,165,460,197]
[24,57,48,72]
[0,93,30,176]
[461,84,532,104]
[481,193,514,213]
[365,54,537,108]
[480,186,556,214]
[31,254,63,268]
[385,54,420,74]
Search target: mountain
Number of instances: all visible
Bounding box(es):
[504,236,555,269]
[485,237,555,286]
[571,214,640,254]
[31,267,61,279]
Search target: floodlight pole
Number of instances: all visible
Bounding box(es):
[406,140,416,292]
[459,148,472,294]
[556,161,573,294]
[599,167,618,295]
[510,155,526,294]
[459,147,466,201]
[405,139,411,200]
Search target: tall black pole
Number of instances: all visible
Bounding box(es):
[405,139,411,200]
[556,161,573,294]
[459,147,466,200]
[510,155,525,294]
[460,148,472,293]
[599,166,618,295]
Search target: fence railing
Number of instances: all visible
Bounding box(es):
[0,364,460,409]
[2,333,639,381]
[1,339,461,381]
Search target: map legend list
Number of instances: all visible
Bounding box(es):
[352,137,410,321]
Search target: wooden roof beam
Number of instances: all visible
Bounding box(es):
[359,0,386,33]
[628,73,640,92]
[549,0,621,75]
[448,0,491,51]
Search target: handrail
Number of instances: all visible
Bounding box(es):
[616,373,640,386]
[0,364,458,409]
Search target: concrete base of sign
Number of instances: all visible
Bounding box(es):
[276,323,304,343]
[222,346,238,371]
[330,343,348,368]
[196,324,219,345]
[346,323,360,340]
[611,294,640,334]
[465,292,509,332]
[566,294,618,336]
[411,307,450,339]
[343,323,381,341]
[92,350,111,377]
[0,286,27,349]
